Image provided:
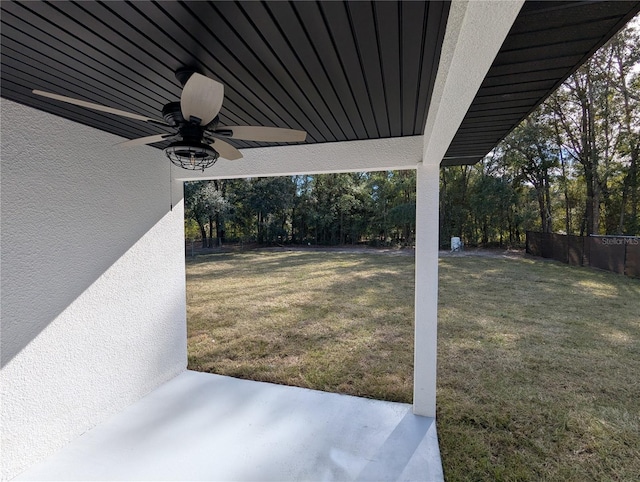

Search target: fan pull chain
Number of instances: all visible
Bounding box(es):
[169,162,173,212]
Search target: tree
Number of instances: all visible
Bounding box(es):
[548,21,640,235]
[440,166,472,246]
[203,181,230,247]
[184,181,230,248]
[184,181,211,248]
[610,25,640,234]
[500,108,558,233]
[247,177,295,244]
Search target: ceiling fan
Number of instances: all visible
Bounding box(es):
[32,68,307,171]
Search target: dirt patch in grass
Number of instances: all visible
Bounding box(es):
[186,250,640,481]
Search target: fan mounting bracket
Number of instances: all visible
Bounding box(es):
[175,67,199,87]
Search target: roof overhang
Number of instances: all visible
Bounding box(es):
[442,1,640,166]
[1,1,638,169]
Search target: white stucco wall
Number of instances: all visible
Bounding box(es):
[175,135,425,183]
[0,99,187,480]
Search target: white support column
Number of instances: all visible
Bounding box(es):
[413,161,440,417]
[412,0,523,417]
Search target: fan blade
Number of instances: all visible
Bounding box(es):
[117,133,174,148]
[180,73,224,126]
[222,126,307,142]
[209,138,243,160]
[32,90,164,124]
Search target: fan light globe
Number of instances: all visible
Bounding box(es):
[164,141,219,171]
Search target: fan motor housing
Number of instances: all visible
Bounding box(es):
[162,101,204,144]
[162,102,184,126]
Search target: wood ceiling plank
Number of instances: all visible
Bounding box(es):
[401,1,429,136]
[414,1,449,136]
[222,1,329,142]
[101,2,279,133]
[53,1,180,96]
[293,1,369,139]
[235,1,337,141]
[372,1,402,137]
[487,55,582,77]
[472,90,549,104]
[1,81,158,140]
[227,1,331,141]
[2,0,637,160]
[10,2,175,104]
[480,68,570,88]
[447,145,499,153]
[444,149,493,156]
[446,149,497,156]
[452,128,512,138]
[475,79,558,98]
[445,152,495,159]
[457,119,521,129]
[444,0,638,168]
[0,38,165,120]
[467,99,532,115]
[501,18,620,51]
[512,1,633,34]
[77,2,189,93]
[466,106,533,118]
[263,1,354,140]
[103,0,199,76]
[319,1,380,138]
[2,21,168,122]
[347,1,390,138]
[494,38,598,66]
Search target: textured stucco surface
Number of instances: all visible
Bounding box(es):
[1,99,187,480]
[422,0,524,165]
[175,135,424,182]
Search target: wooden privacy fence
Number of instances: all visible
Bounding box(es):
[526,232,640,278]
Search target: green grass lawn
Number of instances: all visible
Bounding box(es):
[187,251,415,401]
[186,250,640,481]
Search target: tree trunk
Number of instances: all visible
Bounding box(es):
[215,213,223,247]
[586,71,601,235]
[543,172,553,233]
[208,215,214,248]
[291,206,296,244]
[198,221,207,249]
[617,53,639,234]
[560,149,572,235]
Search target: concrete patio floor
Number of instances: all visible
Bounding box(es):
[15,370,443,481]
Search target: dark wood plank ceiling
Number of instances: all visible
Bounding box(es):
[442,1,640,166]
[1,1,638,166]
[0,0,449,150]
